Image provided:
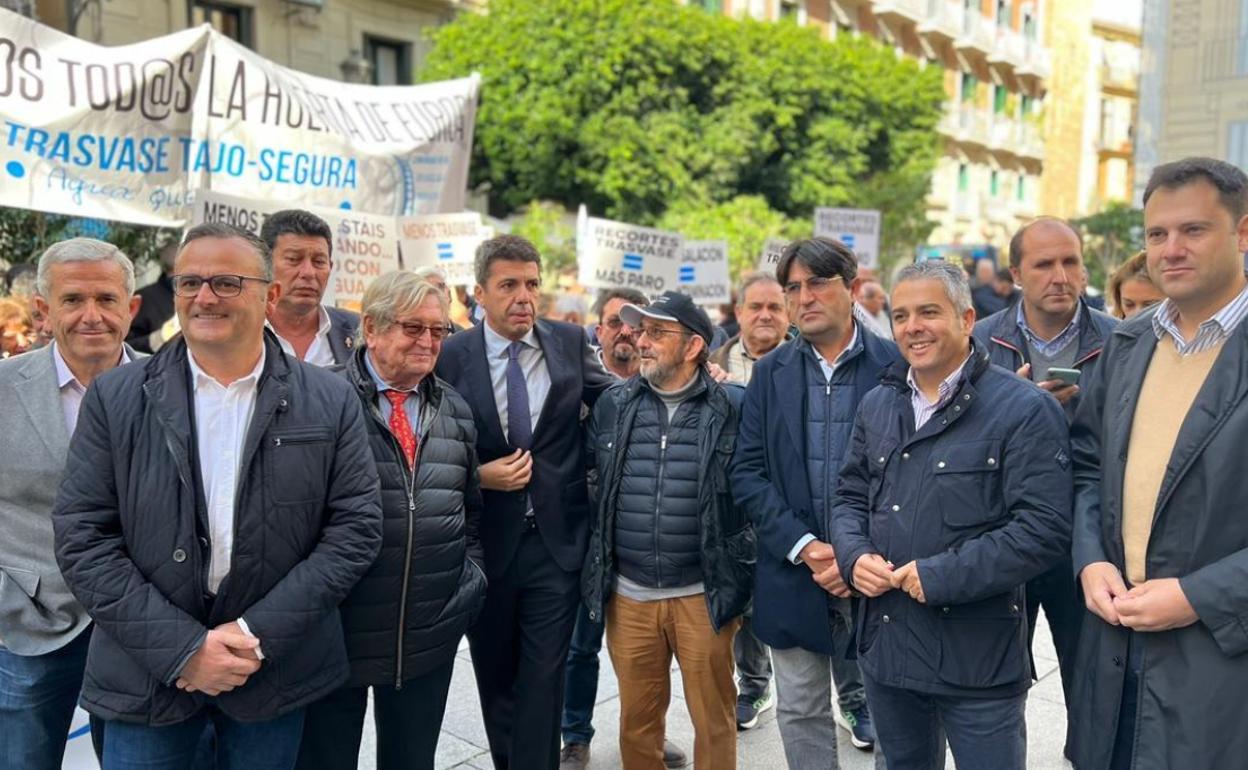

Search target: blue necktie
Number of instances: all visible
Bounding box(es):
[506,341,533,450]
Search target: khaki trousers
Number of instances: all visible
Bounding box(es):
[606,593,740,770]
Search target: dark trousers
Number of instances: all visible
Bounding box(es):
[733,613,772,701]
[101,706,304,770]
[863,672,1020,770]
[1109,633,1144,770]
[295,658,456,770]
[1025,556,1083,753]
[470,528,581,769]
[0,626,91,770]
[561,600,604,746]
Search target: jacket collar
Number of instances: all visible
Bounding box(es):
[615,366,725,414]
[987,297,1114,366]
[881,334,991,394]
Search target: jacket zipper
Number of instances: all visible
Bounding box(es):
[380,393,437,691]
[653,416,673,586]
[823,382,833,538]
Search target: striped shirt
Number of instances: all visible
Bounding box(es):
[908,352,973,430]
[1151,281,1248,355]
[1016,301,1082,359]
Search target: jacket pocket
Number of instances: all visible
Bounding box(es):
[0,565,40,633]
[266,427,333,504]
[933,440,1003,528]
[936,590,1026,689]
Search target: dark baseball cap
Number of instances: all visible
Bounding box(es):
[619,291,714,347]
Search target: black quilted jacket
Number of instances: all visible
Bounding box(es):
[52,333,383,725]
[339,349,487,689]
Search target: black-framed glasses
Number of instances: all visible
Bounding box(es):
[782,276,842,298]
[396,322,453,341]
[637,326,692,341]
[171,274,271,298]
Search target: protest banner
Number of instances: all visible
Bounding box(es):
[814,207,881,268]
[677,240,731,306]
[576,206,682,294]
[397,212,491,287]
[757,237,789,276]
[192,190,398,305]
[0,8,478,226]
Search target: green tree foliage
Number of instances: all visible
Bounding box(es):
[423,0,945,275]
[0,207,175,273]
[507,200,578,284]
[1074,202,1144,291]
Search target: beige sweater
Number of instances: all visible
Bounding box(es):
[1121,336,1225,584]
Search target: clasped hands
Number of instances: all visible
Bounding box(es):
[175,621,262,697]
[1080,562,1198,631]
[799,542,926,603]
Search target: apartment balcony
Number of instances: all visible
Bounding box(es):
[1018,123,1046,161]
[987,116,1020,154]
[955,193,979,221]
[873,0,928,25]
[988,26,1026,72]
[1012,196,1038,218]
[983,196,1012,225]
[954,12,995,57]
[1100,62,1139,95]
[916,0,962,42]
[1016,40,1052,84]
[939,105,992,148]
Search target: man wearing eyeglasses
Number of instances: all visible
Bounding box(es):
[731,238,902,767]
[262,209,359,367]
[582,291,753,769]
[296,271,486,770]
[52,222,383,769]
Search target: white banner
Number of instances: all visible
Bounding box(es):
[0,9,478,226]
[576,206,683,294]
[397,212,491,287]
[677,240,731,306]
[191,190,399,305]
[814,207,881,269]
[757,237,789,276]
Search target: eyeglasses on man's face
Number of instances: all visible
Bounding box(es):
[171,274,271,299]
[637,325,692,341]
[783,275,844,299]
[395,322,453,341]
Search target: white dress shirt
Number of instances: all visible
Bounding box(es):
[52,342,130,434]
[483,320,551,441]
[272,305,336,367]
[188,348,266,595]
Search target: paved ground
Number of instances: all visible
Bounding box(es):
[61,616,1070,769]
[362,614,1073,770]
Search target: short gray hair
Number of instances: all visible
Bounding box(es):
[735,272,782,307]
[412,266,449,285]
[894,261,973,316]
[358,271,449,345]
[37,238,136,297]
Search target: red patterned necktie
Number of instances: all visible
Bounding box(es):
[384,390,418,467]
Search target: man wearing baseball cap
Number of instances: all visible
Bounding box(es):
[581,291,754,769]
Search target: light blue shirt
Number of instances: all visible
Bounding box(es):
[363,351,423,435]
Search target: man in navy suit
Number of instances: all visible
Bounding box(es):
[435,235,613,769]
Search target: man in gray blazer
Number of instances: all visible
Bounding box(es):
[261,209,360,366]
[0,238,141,770]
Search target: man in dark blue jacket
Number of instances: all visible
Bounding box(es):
[971,218,1117,754]
[833,260,1072,770]
[731,238,901,765]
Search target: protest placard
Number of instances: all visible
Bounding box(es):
[757,237,789,276]
[397,212,491,287]
[192,190,398,305]
[814,207,881,268]
[677,240,731,306]
[577,206,682,294]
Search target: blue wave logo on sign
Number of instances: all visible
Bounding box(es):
[622,253,644,271]
[841,234,856,248]
[437,243,454,261]
[679,266,696,284]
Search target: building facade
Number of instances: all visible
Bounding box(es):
[28,0,481,85]
[696,0,1052,256]
[1136,0,1248,202]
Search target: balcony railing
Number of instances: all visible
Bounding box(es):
[954,12,996,56]
[982,196,1012,224]
[1100,62,1139,92]
[955,194,979,220]
[1017,39,1052,81]
[873,0,928,24]
[917,0,962,40]
[1018,123,1046,160]
[988,26,1026,70]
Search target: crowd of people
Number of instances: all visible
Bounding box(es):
[1,155,1246,770]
